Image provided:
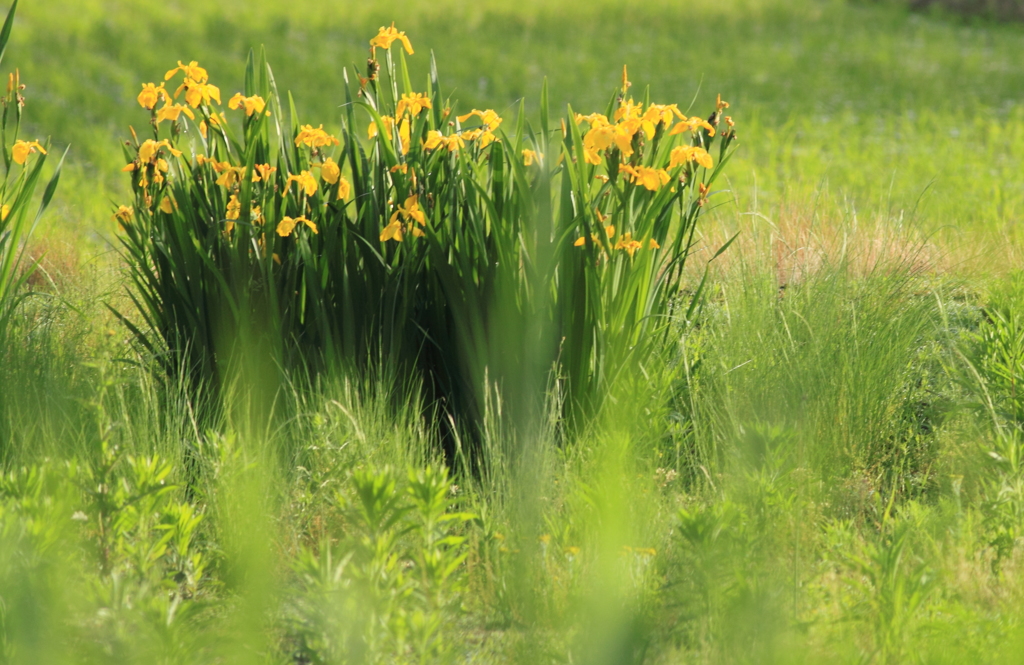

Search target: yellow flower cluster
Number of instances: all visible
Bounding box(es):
[164,60,221,108]
[122,138,181,187]
[137,60,228,128]
[575,95,721,183]
[573,214,660,257]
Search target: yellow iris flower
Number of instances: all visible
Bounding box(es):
[370,23,414,54]
[380,218,404,243]
[456,109,502,132]
[337,176,352,202]
[137,139,181,165]
[640,104,684,138]
[396,92,432,118]
[175,78,221,109]
[155,103,195,125]
[620,164,670,191]
[381,194,426,242]
[522,149,541,166]
[614,232,642,257]
[164,60,209,84]
[614,98,643,123]
[368,115,395,140]
[294,124,340,149]
[319,157,341,185]
[253,163,277,182]
[287,171,318,197]
[112,205,134,225]
[276,215,317,237]
[137,82,168,110]
[668,145,713,170]
[228,93,268,117]
[669,116,715,137]
[11,140,46,165]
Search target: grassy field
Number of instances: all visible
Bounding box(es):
[3,0,1024,662]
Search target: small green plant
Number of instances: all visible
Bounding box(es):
[288,464,475,663]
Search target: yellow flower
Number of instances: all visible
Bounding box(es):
[368,115,395,140]
[319,157,341,185]
[381,194,426,242]
[164,60,209,84]
[669,116,715,137]
[392,194,426,226]
[214,164,247,190]
[159,196,175,214]
[668,145,713,170]
[370,22,414,54]
[154,102,195,125]
[137,82,168,110]
[224,194,241,234]
[1,204,9,221]
[11,140,46,165]
[337,176,352,201]
[379,218,404,242]
[575,112,610,127]
[112,205,133,224]
[444,132,464,152]
[614,232,642,257]
[573,223,615,247]
[614,98,643,123]
[522,149,541,166]
[716,93,730,112]
[138,139,180,164]
[456,108,502,132]
[174,78,221,109]
[423,129,462,152]
[620,164,670,191]
[253,163,277,182]
[424,130,444,150]
[397,118,411,154]
[287,170,318,197]
[648,238,660,249]
[294,124,340,149]
[276,215,317,237]
[228,93,268,117]
[226,194,241,220]
[396,92,432,118]
[640,103,684,138]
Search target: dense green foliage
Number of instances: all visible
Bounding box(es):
[3,0,1024,663]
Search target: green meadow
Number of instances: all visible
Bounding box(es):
[3,0,1024,662]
